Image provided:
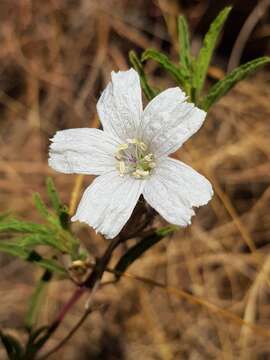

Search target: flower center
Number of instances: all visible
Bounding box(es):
[115,138,156,179]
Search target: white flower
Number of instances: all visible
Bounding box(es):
[49,69,213,239]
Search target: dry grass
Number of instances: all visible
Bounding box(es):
[0,1,270,359]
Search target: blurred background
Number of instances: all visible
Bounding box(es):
[0,0,270,359]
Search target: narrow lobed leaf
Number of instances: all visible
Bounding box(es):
[0,218,49,235]
[178,15,191,72]
[46,177,61,214]
[0,212,11,222]
[0,241,66,275]
[33,193,50,220]
[129,50,157,101]
[193,6,232,98]
[142,48,187,86]
[19,233,68,253]
[201,56,270,111]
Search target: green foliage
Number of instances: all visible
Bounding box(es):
[201,56,270,110]
[129,50,157,100]
[193,6,232,99]
[132,6,267,111]
[0,218,49,234]
[142,49,188,86]
[46,177,70,230]
[0,242,66,274]
[46,177,61,214]
[178,15,191,73]
[0,177,81,276]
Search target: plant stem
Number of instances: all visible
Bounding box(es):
[35,235,122,359]
[46,285,86,334]
[38,306,93,360]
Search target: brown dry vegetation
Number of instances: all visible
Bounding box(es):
[1,1,270,359]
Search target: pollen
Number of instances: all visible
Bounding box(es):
[115,139,155,179]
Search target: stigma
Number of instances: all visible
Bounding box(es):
[115,138,156,179]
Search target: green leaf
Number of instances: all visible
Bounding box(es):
[0,219,49,234]
[0,212,11,222]
[46,177,61,214]
[25,270,52,330]
[142,49,187,86]
[114,226,177,278]
[0,241,66,275]
[201,56,270,110]
[0,331,23,360]
[20,233,56,250]
[46,177,70,230]
[194,6,232,98]
[178,15,191,72]
[129,50,157,101]
[26,251,66,275]
[33,193,50,220]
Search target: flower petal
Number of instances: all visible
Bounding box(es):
[71,172,145,239]
[49,128,119,175]
[143,157,213,226]
[141,87,206,156]
[97,69,143,141]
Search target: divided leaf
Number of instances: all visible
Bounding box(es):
[178,15,191,72]
[201,56,270,110]
[193,6,232,98]
[0,241,66,275]
[142,49,187,86]
[129,50,157,100]
[0,219,49,234]
[46,177,61,214]
[33,193,50,220]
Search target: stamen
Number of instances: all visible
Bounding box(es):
[115,138,155,179]
[138,142,147,151]
[119,161,126,176]
[133,169,150,178]
[117,143,129,151]
[144,154,154,162]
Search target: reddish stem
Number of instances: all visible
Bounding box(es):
[48,286,86,333]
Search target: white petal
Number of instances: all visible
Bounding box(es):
[71,172,145,239]
[143,157,213,226]
[141,87,206,156]
[97,69,143,141]
[49,128,119,175]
